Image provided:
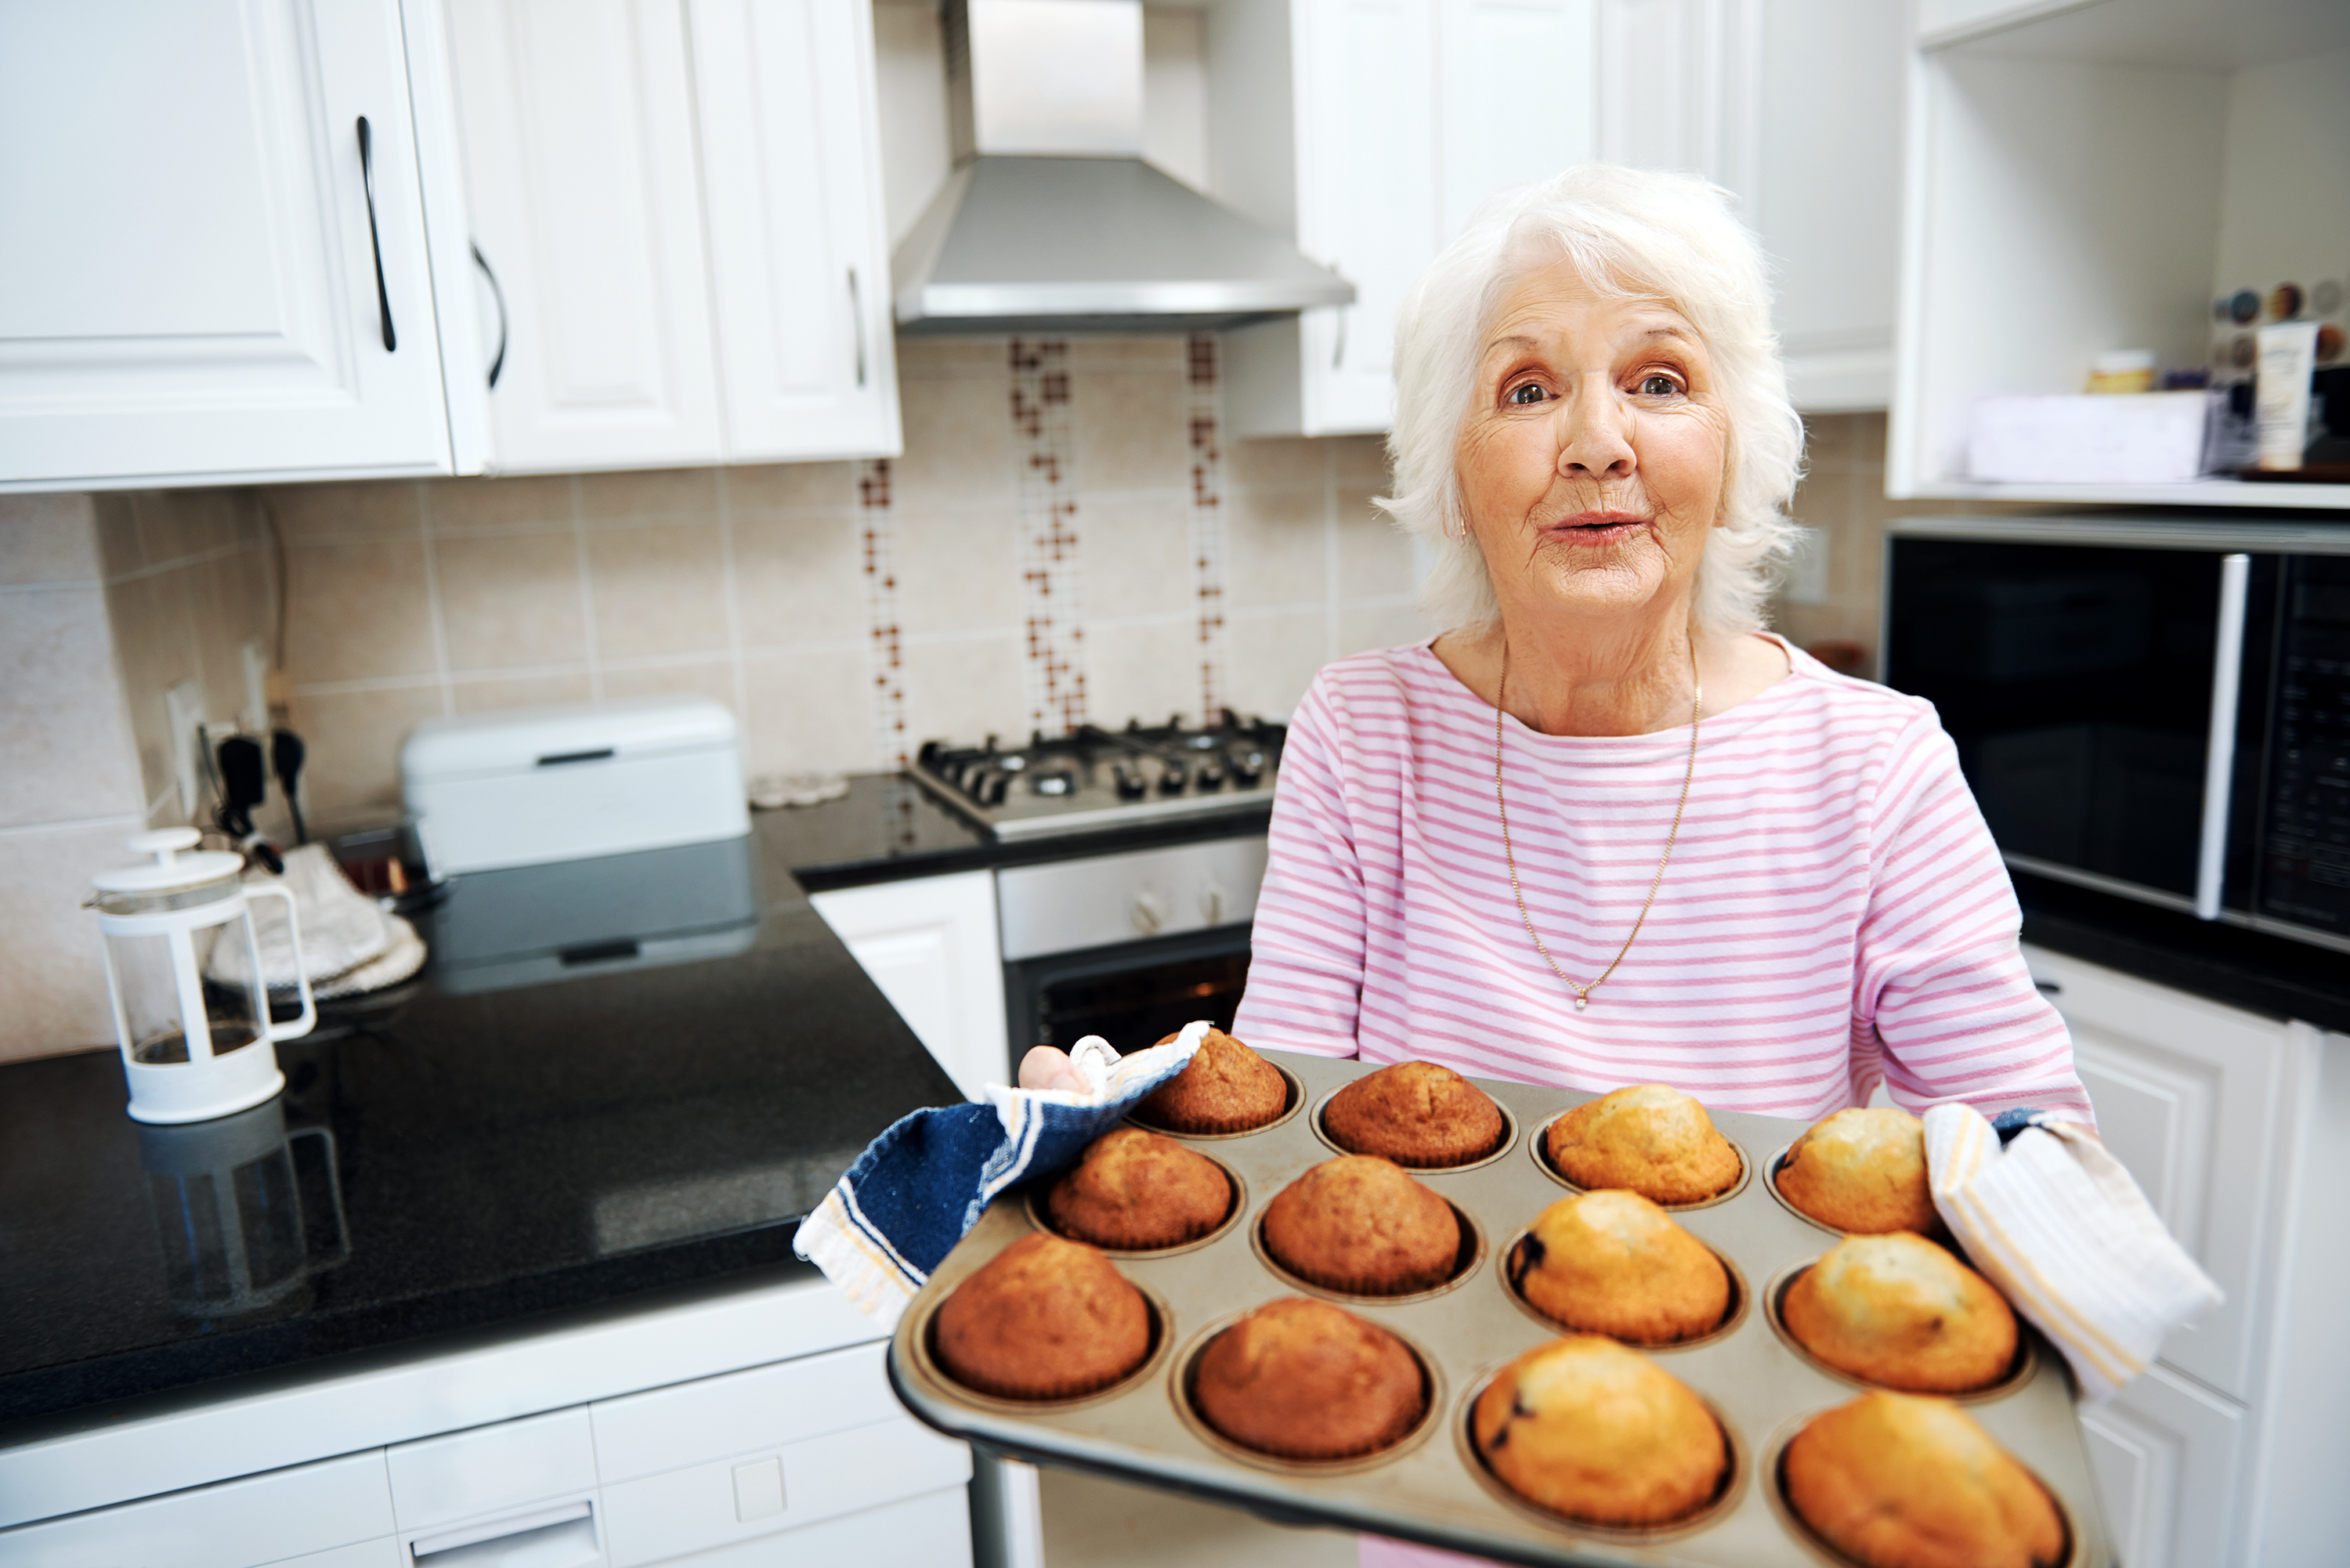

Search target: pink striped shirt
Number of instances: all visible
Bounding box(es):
[1232,639,2092,1125]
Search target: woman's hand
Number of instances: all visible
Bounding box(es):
[1019,1046,1090,1094]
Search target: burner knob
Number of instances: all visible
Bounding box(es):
[1159,761,1188,794]
[1131,888,1169,936]
[1113,763,1148,800]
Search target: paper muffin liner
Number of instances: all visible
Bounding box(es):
[916,1277,1173,1411]
[1762,1261,2040,1403]
[1128,1063,1306,1138]
[1311,1086,1520,1172]
[1253,1200,1484,1302]
[1759,1413,2077,1568]
[1027,1158,1246,1258]
[1173,1309,1444,1473]
[1499,1228,1749,1349]
[1531,1109,1752,1209]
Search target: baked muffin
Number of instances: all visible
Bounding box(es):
[1133,1027,1289,1134]
[1191,1296,1426,1460]
[1323,1060,1506,1167]
[1472,1335,1728,1526]
[1047,1128,1234,1249]
[1778,1107,1940,1234]
[1784,1392,2066,1568]
[932,1234,1152,1400]
[1511,1190,1731,1344]
[1261,1155,1462,1295]
[1782,1232,2018,1393]
[1546,1085,1742,1205]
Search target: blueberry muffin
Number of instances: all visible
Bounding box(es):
[1512,1190,1730,1343]
[1782,1232,2019,1393]
[1778,1107,1940,1234]
[1472,1335,1728,1526]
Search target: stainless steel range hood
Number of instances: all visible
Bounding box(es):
[892,0,1353,335]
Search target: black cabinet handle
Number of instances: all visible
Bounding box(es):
[848,266,866,388]
[472,241,508,388]
[356,116,396,352]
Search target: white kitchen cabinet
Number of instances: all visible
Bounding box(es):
[444,0,899,473]
[2079,1360,2245,1568]
[691,0,904,462]
[808,872,1008,1100]
[445,0,725,473]
[0,0,461,490]
[0,1449,396,1568]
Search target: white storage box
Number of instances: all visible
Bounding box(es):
[1965,391,2211,485]
[402,698,750,877]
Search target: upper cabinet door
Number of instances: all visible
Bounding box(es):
[1438,0,1598,241]
[689,0,902,462]
[1292,0,1439,435]
[446,0,724,473]
[0,0,452,490]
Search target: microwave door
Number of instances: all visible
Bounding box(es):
[2253,556,2350,944]
[1883,536,2253,919]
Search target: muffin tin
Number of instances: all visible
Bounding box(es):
[888,1053,2113,1568]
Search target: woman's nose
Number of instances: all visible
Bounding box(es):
[1555,381,1636,482]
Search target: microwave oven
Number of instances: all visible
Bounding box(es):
[1882,517,2350,955]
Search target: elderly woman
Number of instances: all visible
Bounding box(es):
[1024,163,2089,1560]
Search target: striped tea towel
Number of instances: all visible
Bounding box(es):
[791,1021,1207,1330]
[1924,1102,2222,1404]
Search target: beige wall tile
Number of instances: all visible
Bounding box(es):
[1226,608,1329,718]
[105,567,202,811]
[743,647,880,777]
[1334,493,1415,599]
[1083,618,1197,728]
[0,817,146,1061]
[599,659,739,711]
[1227,437,1325,486]
[186,550,273,725]
[1338,599,1437,659]
[1082,498,1192,623]
[128,490,196,567]
[892,376,1015,504]
[895,336,1009,378]
[1330,434,1390,486]
[578,466,719,523]
[287,538,438,684]
[173,490,244,557]
[1227,487,1326,609]
[436,531,588,673]
[266,479,419,541]
[92,493,143,578]
[891,504,1021,636]
[1802,413,1857,471]
[726,462,855,511]
[1070,370,1189,492]
[425,475,576,533]
[1066,337,1184,373]
[0,586,143,829]
[899,632,1026,748]
[0,493,100,584]
[584,522,729,661]
[732,511,866,649]
[287,683,445,826]
[453,673,592,713]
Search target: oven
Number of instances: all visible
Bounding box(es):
[1882,516,2350,953]
[996,837,1269,1055]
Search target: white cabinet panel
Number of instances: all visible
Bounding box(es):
[2079,1360,2243,1568]
[0,0,453,488]
[616,1486,968,1568]
[809,872,1007,1101]
[446,0,723,472]
[599,1418,970,1567]
[386,1407,598,1533]
[1438,0,1596,241]
[268,1541,403,1568]
[591,1342,901,1485]
[690,0,902,461]
[0,1450,393,1568]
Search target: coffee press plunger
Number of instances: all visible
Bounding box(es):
[90,828,316,1124]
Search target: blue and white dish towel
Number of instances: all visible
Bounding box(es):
[793,1021,1206,1330]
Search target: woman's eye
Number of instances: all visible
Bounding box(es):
[1637,374,1681,397]
[1508,383,1549,406]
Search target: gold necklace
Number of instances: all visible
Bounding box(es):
[1493,639,1701,1012]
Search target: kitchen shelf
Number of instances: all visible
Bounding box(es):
[1905,478,2350,511]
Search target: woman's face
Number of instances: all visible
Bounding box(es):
[1454,262,1730,634]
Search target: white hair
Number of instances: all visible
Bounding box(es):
[1379,164,1806,638]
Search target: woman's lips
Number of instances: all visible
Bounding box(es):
[1542,511,1649,546]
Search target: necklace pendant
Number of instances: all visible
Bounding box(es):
[1572,994,1589,1013]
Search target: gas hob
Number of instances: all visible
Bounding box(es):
[910,714,1285,839]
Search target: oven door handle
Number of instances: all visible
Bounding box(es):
[2194,553,2252,921]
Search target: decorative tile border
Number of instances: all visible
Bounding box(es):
[1010,339,1087,735]
[857,457,909,771]
[1186,334,1229,727]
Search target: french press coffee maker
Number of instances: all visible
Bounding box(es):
[90,827,316,1124]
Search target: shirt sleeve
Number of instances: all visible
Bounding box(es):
[1231,674,1366,1060]
[1853,708,2097,1125]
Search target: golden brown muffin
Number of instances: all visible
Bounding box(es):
[1322,1060,1507,1168]
[1472,1335,1728,1526]
[1511,1190,1731,1344]
[1047,1128,1233,1249]
[1778,1107,1940,1234]
[1784,1392,2066,1568]
[1782,1232,2019,1393]
[1546,1085,1743,1205]
[932,1234,1152,1400]
[1133,1027,1289,1134]
[1261,1155,1462,1295]
[1191,1296,1426,1460]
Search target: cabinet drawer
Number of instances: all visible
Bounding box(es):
[591,1339,899,1484]
[386,1406,598,1532]
[599,1416,971,1568]
[0,1450,392,1568]
[2078,1360,2244,1568]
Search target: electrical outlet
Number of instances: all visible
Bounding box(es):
[239,641,269,735]
[164,681,206,818]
